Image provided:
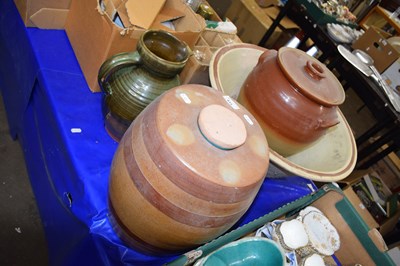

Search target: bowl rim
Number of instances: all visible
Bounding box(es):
[195,236,286,265]
[209,43,267,95]
[268,108,357,182]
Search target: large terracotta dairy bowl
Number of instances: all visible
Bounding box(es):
[109,84,270,254]
[209,44,357,182]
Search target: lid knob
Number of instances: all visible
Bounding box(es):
[304,60,326,80]
[304,60,326,81]
[198,104,247,150]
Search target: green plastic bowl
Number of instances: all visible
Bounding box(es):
[195,237,286,266]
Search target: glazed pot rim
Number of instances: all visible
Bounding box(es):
[139,29,191,66]
[196,236,286,266]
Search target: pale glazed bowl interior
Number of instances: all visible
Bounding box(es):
[209,44,266,100]
[194,237,285,266]
[209,43,357,182]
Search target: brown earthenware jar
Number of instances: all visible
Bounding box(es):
[238,47,345,156]
[108,84,269,255]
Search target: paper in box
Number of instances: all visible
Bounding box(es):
[14,0,71,29]
[65,0,205,92]
[124,0,166,29]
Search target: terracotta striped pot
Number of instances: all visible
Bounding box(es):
[109,84,269,255]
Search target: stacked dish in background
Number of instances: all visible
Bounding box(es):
[327,23,364,43]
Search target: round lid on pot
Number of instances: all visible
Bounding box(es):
[142,84,269,202]
[277,47,345,107]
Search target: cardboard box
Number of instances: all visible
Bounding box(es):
[343,185,380,229]
[310,188,390,265]
[14,0,71,29]
[166,185,395,265]
[180,23,242,85]
[65,0,205,92]
[180,30,242,85]
[371,154,400,191]
[340,170,400,236]
[352,27,400,73]
[225,0,283,47]
[180,46,212,85]
[380,209,400,236]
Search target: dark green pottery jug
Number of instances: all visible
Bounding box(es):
[98,30,191,141]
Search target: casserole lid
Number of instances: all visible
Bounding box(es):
[278,47,345,106]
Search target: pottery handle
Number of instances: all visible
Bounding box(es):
[304,61,326,81]
[98,51,142,94]
[257,49,278,65]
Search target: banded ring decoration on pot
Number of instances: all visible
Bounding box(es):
[108,84,270,255]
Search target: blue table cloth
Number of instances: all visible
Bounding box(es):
[0,1,315,264]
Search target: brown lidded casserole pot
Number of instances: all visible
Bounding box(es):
[108,84,269,255]
[238,47,345,156]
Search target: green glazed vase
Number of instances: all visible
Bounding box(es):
[98,30,191,141]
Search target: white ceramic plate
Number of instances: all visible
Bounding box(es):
[302,211,340,256]
[209,43,357,182]
[278,219,309,250]
[299,206,323,218]
[327,23,353,43]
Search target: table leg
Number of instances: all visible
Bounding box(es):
[326,57,339,70]
[356,116,392,146]
[297,33,309,50]
[357,126,399,161]
[317,50,333,63]
[258,0,292,46]
[357,143,398,169]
